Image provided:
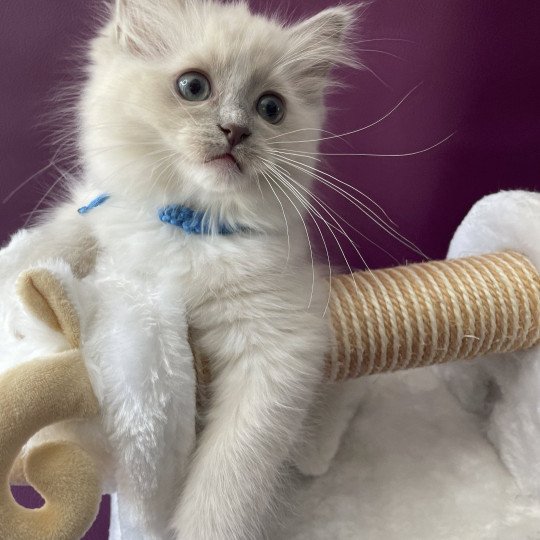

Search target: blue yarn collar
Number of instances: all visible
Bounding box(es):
[78,193,246,236]
[158,205,245,235]
[78,193,110,215]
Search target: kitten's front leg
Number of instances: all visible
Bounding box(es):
[172,312,328,540]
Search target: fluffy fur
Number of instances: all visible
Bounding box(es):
[1,1,365,538]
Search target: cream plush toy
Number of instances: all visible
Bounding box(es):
[0,190,539,539]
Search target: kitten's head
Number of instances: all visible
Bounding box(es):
[81,0,358,229]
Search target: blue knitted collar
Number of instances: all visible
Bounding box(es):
[158,204,244,235]
[78,193,246,236]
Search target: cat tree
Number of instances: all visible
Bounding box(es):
[0,204,539,539]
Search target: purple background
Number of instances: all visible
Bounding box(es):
[1,1,539,537]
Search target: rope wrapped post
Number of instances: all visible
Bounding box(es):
[326,251,540,381]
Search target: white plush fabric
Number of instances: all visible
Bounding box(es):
[281,370,540,539]
[277,190,540,539]
[440,190,540,498]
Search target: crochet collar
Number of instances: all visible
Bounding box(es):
[78,194,247,236]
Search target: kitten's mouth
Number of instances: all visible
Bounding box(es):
[206,153,241,171]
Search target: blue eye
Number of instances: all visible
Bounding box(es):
[257,94,285,124]
[176,72,211,101]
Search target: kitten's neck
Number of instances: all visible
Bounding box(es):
[79,176,290,236]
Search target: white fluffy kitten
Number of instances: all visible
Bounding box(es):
[14,0,364,538]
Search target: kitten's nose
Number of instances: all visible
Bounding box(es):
[219,123,252,148]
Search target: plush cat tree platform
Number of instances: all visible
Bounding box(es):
[280,369,540,539]
[0,190,539,539]
[282,190,540,539]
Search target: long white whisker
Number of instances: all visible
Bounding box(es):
[265,128,354,148]
[258,169,291,267]
[261,171,315,310]
[265,162,369,313]
[148,152,180,202]
[265,160,370,273]
[27,145,178,224]
[363,63,392,89]
[267,83,422,143]
[269,153,426,257]
[276,156,425,258]
[270,150,397,226]
[283,172,401,265]
[264,165,333,316]
[271,132,456,158]
[357,48,405,61]
[3,158,58,204]
[271,150,322,162]
[22,174,65,227]
[357,38,415,44]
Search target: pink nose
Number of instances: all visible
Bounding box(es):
[219,123,252,148]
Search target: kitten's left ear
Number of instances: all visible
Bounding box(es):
[287,5,362,97]
[113,0,181,57]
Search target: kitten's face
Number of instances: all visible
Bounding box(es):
[81,0,356,224]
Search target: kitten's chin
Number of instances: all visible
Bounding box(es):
[205,153,241,172]
[185,160,253,196]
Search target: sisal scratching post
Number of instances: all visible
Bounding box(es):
[327,251,540,381]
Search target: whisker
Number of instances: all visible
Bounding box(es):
[275,156,418,249]
[265,162,367,313]
[265,164,333,303]
[269,149,398,227]
[271,150,322,162]
[283,172,401,265]
[363,63,392,89]
[269,153,427,258]
[2,154,60,204]
[357,48,405,61]
[265,128,354,149]
[4,138,169,206]
[257,169,291,267]
[264,165,337,313]
[270,132,456,158]
[265,160,368,271]
[24,146,177,224]
[266,83,422,143]
[23,174,65,227]
[357,38,415,44]
[260,171,315,310]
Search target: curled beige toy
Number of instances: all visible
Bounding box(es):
[0,270,101,540]
[1,252,540,539]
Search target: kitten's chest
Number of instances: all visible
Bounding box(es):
[89,206,276,296]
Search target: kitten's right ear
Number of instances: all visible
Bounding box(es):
[286,5,362,100]
[113,0,173,57]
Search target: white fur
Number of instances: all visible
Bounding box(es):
[1,1,363,538]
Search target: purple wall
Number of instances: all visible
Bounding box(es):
[1,1,539,537]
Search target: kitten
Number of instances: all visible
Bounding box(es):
[10,0,363,537]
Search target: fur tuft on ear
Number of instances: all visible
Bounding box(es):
[112,0,182,57]
[286,4,363,99]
